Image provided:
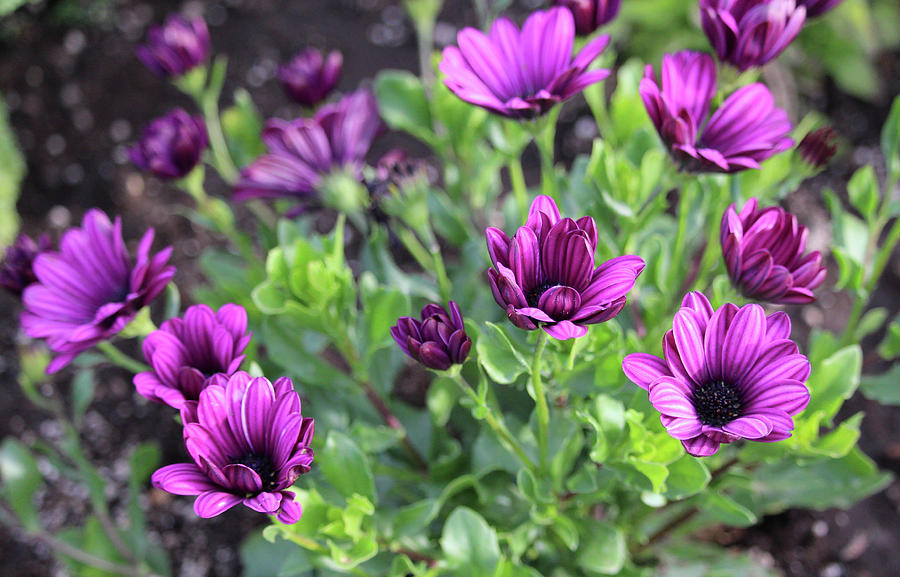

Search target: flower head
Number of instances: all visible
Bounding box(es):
[391,302,471,371]
[552,0,621,35]
[623,292,811,456]
[797,126,837,169]
[700,0,806,71]
[137,15,210,78]
[799,0,843,18]
[21,210,174,373]
[1,234,53,298]
[721,198,825,304]
[486,196,644,340]
[129,109,208,180]
[233,88,383,204]
[134,304,251,410]
[151,372,314,523]
[640,51,793,173]
[278,48,343,107]
[439,7,611,119]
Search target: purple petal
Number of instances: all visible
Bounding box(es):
[193,491,242,518]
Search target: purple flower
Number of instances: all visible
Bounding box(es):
[439,7,611,119]
[20,210,174,373]
[151,372,314,523]
[623,292,810,457]
[129,109,209,180]
[799,0,843,18]
[134,304,251,410]
[391,302,472,371]
[278,48,343,107]
[640,51,793,173]
[721,198,825,304]
[700,0,806,71]
[797,126,837,169]
[1,234,53,297]
[486,196,644,340]
[552,0,621,35]
[137,15,211,78]
[233,88,383,203]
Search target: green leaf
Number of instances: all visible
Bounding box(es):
[440,507,500,577]
[375,70,434,144]
[855,307,888,341]
[71,369,96,426]
[319,431,376,504]
[427,376,461,426]
[882,95,900,183]
[240,530,300,577]
[391,499,439,539]
[701,493,757,527]
[475,321,529,384]
[847,165,879,221]
[877,318,900,358]
[0,0,31,18]
[576,520,627,575]
[361,283,409,359]
[126,442,161,561]
[658,542,780,577]
[0,438,42,531]
[0,95,25,247]
[221,88,265,168]
[804,345,862,424]
[860,364,900,405]
[664,455,710,500]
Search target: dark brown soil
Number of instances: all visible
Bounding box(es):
[1,2,898,577]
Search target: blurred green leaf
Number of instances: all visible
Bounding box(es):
[847,165,879,221]
[0,95,25,247]
[375,70,435,145]
[658,542,780,577]
[71,369,96,427]
[222,88,265,167]
[877,317,900,358]
[0,438,41,531]
[440,507,500,577]
[860,364,900,405]
[576,520,627,575]
[804,345,862,424]
[664,455,710,500]
[320,431,376,504]
[884,95,900,183]
[700,493,757,527]
[240,530,302,577]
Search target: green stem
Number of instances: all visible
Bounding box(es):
[431,244,452,303]
[200,96,239,184]
[532,115,559,200]
[692,179,730,292]
[449,374,538,473]
[96,342,150,374]
[531,331,550,469]
[35,529,160,577]
[396,227,450,301]
[508,156,529,220]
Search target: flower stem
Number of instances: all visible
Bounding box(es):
[96,342,150,374]
[532,115,559,200]
[449,373,538,473]
[531,330,550,469]
[508,156,529,220]
[200,95,239,184]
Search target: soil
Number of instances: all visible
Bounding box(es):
[0,1,898,577]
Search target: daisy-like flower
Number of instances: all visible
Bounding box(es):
[1,233,53,298]
[21,210,174,373]
[640,51,793,173]
[233,88,383,204]
[137,15,211,78]
[721,198,826,304]
[133,304,251,409]
[700,0,806,71]
[151,372,314,523]
[278,48,343,108]
[796,126,838,169]
[439,7,611,119]
[622,292,811,457]
[391,302,471,371]
[552,0,621,36]
[486,195,644,340]
[129,109,208,180]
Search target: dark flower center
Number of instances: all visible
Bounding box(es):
[232,454,279,491]
[691,380,742,427]
[525,283,558,308]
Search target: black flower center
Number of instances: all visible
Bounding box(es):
[525,283,557,308]
[692,380,742,427]
[232,454,279,491]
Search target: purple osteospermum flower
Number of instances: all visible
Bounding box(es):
[151,372,314,523]
[137,15,211,78]
[797,126,837,169]
[486,195,644,340]
[700,0,806,71]
[623,291,810,457]
[552,0,621,35]
[799,0,843,18]
[721,198,825,304]
[640,51,793,173]
[391,301,472,371]
[278,48,343,108]
[20,210,174,373]
[439,7,611,119]
[233,88,383,203]
[134,304,251,410]
[129,109,209,180]
[1,234,53,298]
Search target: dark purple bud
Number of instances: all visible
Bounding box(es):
[797,127,838,169]
[700,0,806,71]
[799,0,843,18]
[720,198,826,304]
[553,0,621,35]
[391,301,471,371]
[0,234,52,298]
[129,109,209,180]
[277,48,343,108]
[136,15,211,78]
